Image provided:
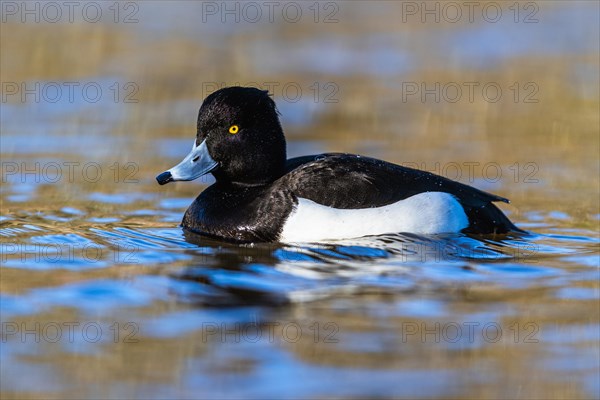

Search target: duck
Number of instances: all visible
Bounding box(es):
[156,86,522,243]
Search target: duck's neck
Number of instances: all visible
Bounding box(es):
[213,132,287,186]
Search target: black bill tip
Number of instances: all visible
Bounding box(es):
[156,171,173,185]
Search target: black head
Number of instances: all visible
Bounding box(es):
[157,86,286,186]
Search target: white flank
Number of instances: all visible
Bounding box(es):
[279,192,469,243]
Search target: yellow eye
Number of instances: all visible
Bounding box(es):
[228,125,239,134]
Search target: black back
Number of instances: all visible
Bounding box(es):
[280,154,521,235]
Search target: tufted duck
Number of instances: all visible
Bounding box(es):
[156,86,521,243]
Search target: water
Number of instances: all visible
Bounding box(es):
[1,1,599,399]
[2,159,598,398]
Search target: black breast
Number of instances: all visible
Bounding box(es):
[182,182,295,243]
